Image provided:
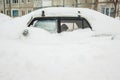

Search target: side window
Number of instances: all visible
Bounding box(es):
[60,18,91,32]
[61,20,82,32]
[33,19,58,33]
[82,18,91,29]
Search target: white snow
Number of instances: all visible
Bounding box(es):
[115,17,120,20]
[0,7,120,80]
[0,13,12,24]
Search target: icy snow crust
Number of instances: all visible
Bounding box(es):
[0,7,120,80]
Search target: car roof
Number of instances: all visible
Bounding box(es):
[31,7,82,18]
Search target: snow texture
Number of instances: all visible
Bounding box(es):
[0,13,12,24]
[0,7,120,80]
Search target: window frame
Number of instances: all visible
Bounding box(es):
[12,10,19,17]
[28,10,32,13]
[27,17,92,33]
[101,7,115,17]
[6,0,10,4]
[21,10,25,16]
[33,19,58,33]
[6,9,10,15]
[12,0,18,3]
[21,0,25,3]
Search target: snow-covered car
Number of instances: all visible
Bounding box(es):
[20,7,120,38]
[1,7,120,80]
[0,7,120,39]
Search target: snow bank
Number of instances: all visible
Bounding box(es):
[0,17,25,39]
[81,9,120,35]
[115,17,120,20]
[0,7,120,80]
[0,7,120,39]
[0,13,12,24]
[25,7,120,40]
[0,30,120,80]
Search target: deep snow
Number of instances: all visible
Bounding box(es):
[0,7,120,80]
[0,13,12,24]
[0,7,120,39]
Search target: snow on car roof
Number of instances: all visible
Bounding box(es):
[30,7,82,18]
[26,7,120,34]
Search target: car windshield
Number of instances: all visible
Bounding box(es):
[34,19,57,33]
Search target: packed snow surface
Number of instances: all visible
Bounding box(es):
[0,7,120,80]
[0,13,12,24]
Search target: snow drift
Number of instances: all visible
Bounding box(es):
[0,7,120,80]
[0,13,12,24]
[0,7,120,39]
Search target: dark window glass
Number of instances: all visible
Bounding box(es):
[110,8,115,17]
[12,0,18,3]
[22,10,25,15]
[102,8,105,14]
[28,10,31,13]
[21,0,25,3]
[1,11,3,13]
[28,0,30,2]
[6,0,10,4]
[12,10,19,17]
[6,10,10,15]
[106,8,109,15]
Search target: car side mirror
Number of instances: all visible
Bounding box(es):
[22,29,29,36]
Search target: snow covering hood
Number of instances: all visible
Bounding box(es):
[0,7,120,39]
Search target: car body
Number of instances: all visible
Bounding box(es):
[0,7,120,39]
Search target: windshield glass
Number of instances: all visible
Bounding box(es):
[34,19,57,33]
